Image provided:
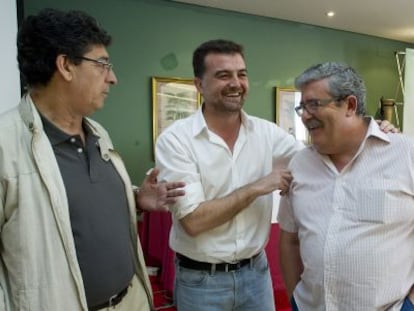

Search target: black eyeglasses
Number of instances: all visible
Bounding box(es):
[74,56,113,72]
[294,98,339,116]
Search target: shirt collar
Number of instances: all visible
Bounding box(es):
[365,116,391,143]
[191,104,255,137]
[39,111,99,146]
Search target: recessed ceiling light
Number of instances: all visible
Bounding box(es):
[326,11,335,17]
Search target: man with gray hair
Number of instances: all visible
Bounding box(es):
[278,62,414,311]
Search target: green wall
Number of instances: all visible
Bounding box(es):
[24,0,413,183]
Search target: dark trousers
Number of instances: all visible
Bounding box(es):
[290,296,299,311]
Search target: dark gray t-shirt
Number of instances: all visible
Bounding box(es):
[41,116,134,307]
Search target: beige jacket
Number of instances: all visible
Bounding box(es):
[0,95,153,310]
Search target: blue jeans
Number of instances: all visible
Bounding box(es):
[401,296,414,311]
[290,296,414,311]
[174,251,275,311]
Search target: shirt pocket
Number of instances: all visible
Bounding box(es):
[355,178,414,224]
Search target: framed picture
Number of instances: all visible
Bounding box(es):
[275,87,309,143]
[152,76,201,144]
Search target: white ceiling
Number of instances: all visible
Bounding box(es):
[172,0,414,44]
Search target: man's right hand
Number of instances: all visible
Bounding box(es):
[136,167,185,212]
[254,168,292,196]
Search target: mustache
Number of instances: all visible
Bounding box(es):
[304,118,323,130]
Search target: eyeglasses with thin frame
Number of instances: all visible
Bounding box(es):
[294,98,339,116]
[74,56,113,72]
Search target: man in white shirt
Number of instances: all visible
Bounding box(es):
[156,39,302,311]
[278,62,414,311]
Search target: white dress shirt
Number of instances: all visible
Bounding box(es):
[278,118,414,311]
[156,107,302,263]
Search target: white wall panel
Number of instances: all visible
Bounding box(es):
[0,0,20,114]
[404,48,414,135]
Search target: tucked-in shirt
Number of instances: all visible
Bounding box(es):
[41,115,134,307]
[156,106,302,263]
[278,118,414,311]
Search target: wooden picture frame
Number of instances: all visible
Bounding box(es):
[275,87,309,143]
[152,76,201,145]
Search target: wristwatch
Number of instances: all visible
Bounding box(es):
[132,185,144,217]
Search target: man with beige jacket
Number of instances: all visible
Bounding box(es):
[0,8,184,311]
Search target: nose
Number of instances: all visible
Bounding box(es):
[229,74,241,88]
[106,68,118,85]
[301,107,312,120]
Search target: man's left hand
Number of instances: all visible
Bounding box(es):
[376,119,400,133]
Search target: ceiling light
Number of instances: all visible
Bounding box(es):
[326,11,335,17]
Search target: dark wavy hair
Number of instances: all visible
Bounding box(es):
[192,39,244,78]
[17,8,112,87]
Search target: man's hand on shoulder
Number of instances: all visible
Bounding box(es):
[253,168,292,196]
[376,119,400,133]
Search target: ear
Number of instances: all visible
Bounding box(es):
[194,77,203,94]
[345,95,358,116]
[55,55,74,82]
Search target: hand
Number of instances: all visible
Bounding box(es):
[135,168,185,212]
[279,170,293,196]
[254,169,292,196]
[376,119,400,133]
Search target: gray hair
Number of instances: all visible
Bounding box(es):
[295,62,366,116]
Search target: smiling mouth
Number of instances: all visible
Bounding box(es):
[224,91,242,97]
[307,125,319,131]
[305,119,323,131]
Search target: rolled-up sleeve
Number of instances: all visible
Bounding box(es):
[172,181,205,219]
[155,130,205,219]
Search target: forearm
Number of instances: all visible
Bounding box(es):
[279,230,303,298]
[180,182,260,236]
[180,167,292,236]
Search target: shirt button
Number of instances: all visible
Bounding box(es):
[77,148,83,153]
[70,137,76,143]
